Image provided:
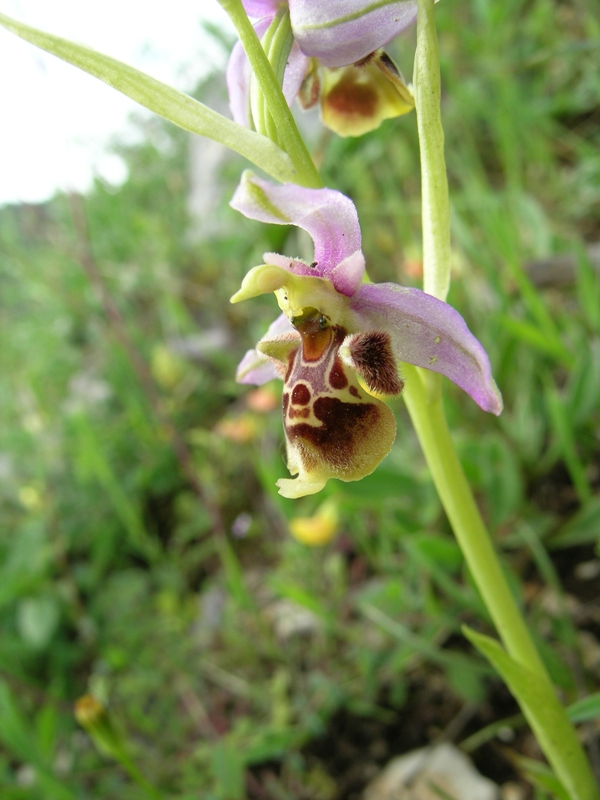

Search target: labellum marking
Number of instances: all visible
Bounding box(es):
[282,309,396,487]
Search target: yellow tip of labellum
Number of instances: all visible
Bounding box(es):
[288,500,339,546]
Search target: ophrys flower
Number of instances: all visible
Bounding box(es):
[232,172,502,498]
[227,0,416,137]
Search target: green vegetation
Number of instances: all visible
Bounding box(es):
[1,0,599,796]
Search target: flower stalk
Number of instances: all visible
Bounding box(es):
[217,0,321,188]
[406,1,598,797]
[413,0,451,303]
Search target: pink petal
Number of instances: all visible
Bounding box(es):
[282,41,311,106]
[226,17,272,126]
[289,0,417,67]
[242,0,281,17]
[349,283,503,414]
[230,172,365,295]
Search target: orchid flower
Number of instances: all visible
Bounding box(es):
[231,172,502,499]
[227,0,416,137]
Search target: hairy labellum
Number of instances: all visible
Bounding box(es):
[276,310,396,498]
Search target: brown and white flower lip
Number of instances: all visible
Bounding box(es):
[231,172,503,497]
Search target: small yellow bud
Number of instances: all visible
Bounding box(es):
[289,500,339,546]
[74,695,123,758]
[74,694,105,728]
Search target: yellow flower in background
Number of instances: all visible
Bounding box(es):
[151,344,186,389]
[18,485,43,511]
[289,500,339,546]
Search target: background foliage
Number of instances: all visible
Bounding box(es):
[1,0,599,797]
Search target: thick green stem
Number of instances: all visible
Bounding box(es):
[409,1,599,796]
[218,0,322,189]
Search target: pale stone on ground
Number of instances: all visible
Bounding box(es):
[363,742,498,800]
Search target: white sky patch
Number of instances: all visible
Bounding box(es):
[0,0,235,205]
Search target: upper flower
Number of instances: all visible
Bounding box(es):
[245,0,418,67]
[231,172,503,499]
[227,0,416,137]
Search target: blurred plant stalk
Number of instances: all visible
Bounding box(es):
[75,695,164,800]
[402,1,599,798]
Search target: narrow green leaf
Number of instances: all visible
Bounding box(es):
[361,603,491,678]
[512,755,572,800]
[464,626,599,800]
[0,680,76,800]
[211,741,246,800]
[575,243,600,332]
[0,11,298,185]
[568,693,600,724]
[543,374,592,504]
[499,315,572,364]
[549,496,600,550]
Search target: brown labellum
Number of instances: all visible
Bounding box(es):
[279,310,396,496]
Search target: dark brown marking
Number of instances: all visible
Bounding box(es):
[349,386,360,398]
[291,383,311,405]
[286,396,380,472]
[355,51,377,68]
[349,331,403,395]
[377,51,401,78]
[328,356,348,390]
[282,392,290,416]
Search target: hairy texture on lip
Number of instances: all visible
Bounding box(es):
[345,331,404,396]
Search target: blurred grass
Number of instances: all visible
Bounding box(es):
[0,0,599,796]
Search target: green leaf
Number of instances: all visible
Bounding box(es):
[568,692,600,724]
[0,11,298,185]
[499,315,571,364]
[544,375,592,504]
[211,741,246,800]
[0,680,76,800]
[512,755,572,800]
[549,496,600,551]
[463,626,598,800]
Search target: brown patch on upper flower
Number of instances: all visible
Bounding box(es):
[325,72,378,118]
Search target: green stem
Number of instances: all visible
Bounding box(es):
[410,1,598,796]
[413,0,451,302]
[118,753,164,800]
[218,0,322,189]
[403,366,547,675]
